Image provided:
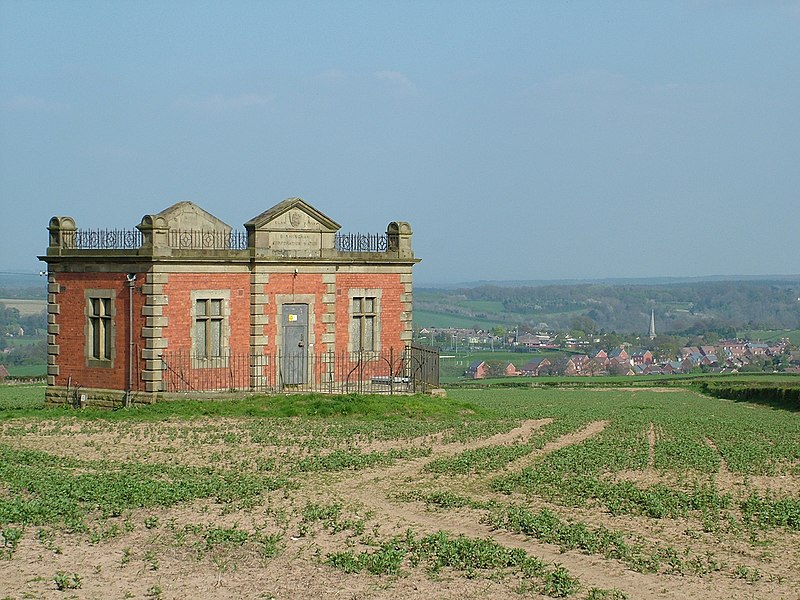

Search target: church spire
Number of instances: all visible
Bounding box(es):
[648,309,657,339]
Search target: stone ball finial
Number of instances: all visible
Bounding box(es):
[48,216,76,231]
[137,215,168,230]
[48,217,76,248]
[387,221,413,256]
[387,221,412,236]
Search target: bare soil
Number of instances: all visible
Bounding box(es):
[1,417,798,600]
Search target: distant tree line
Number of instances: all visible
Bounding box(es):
[418,279,800,335]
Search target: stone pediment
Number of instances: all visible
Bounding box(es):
[154,201,232,232]
[245,198,340,258]
[245,198,340,233]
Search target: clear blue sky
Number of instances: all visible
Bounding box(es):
[1,0,798,285]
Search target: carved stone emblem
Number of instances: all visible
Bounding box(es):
[289,210,302,228]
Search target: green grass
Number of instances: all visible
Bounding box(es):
[413,309,507,329]
[452,372,800,390]
[0,384,46,411]
[741,328,800,345]
[4,364,47,377]
[0,387,487,423]
[257,392,482,419]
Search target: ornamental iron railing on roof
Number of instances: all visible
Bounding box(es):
[63,229,143,249]
[57,229,387,253]
[168,229,248,250]
[57,228,249,250]
[335,232,388,253]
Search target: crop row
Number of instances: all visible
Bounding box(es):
[326,528,581,597]
[0,443,287,532]
[400,490,777,583]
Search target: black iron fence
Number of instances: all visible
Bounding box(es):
[168,229,248,250]
[56,229,392,253]
[335,232,388,253]
[159,345,439,394]
[62,229,143,249]
[55,228,248,250]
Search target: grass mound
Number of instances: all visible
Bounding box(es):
[0,386,484,422]
[257,393,481,419]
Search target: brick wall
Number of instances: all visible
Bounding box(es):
[161,272,250,353]
[50,272,146,390]
[257,271,405,356]
[261,272,327,354]
[334,272,404,352]
[49,266,410,394]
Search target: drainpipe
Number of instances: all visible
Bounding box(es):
[126,274,136,407]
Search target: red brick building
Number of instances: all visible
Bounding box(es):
[40,198,433,406]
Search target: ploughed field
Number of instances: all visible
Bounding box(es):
[0,386,798,599]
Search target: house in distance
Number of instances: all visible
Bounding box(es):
[40,197,437,407]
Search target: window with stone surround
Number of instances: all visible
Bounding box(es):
[350,290,381,352]
[191,290,230,360]
[85,290,115,367]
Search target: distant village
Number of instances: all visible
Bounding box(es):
[417,326,800,379]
